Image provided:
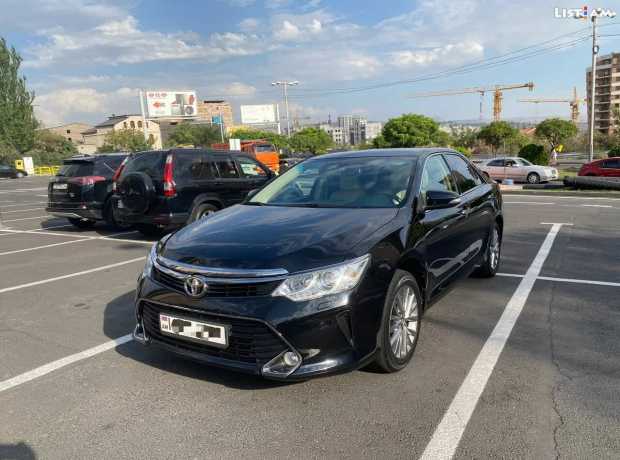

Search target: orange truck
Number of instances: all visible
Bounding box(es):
[213,140,280,174]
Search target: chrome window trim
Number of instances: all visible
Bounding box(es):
[156,255,289,279]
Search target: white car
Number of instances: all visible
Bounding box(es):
[477,157,558,184]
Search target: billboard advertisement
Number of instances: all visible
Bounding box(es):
[145,91,197,118]
[240,104,278,124]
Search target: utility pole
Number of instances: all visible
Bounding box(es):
[588,16,599,163]
[139,90,149,142]
[272,81,299,137]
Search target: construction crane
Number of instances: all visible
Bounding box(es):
[518,87,585,123]
[408,82,535,121]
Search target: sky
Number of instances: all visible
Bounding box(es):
[1,0,619,127]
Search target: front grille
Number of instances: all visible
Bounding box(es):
[152,265,281,297]
[141,301,286,365]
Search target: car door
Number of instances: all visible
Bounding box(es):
[212,155,247,205]
[173,150,219,212]
[443,153,494,274]
[485,159,505,180]
[236,156,271,196]
[600,158,620,177]
[503,159,521,181]
[417,154,471,296]
[0,165,10,178]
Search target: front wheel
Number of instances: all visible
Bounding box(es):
[68,218,96,229]
[104,200,131,230]
[375,270,421,373]
[527,172,540,184]
[474,223,501,277]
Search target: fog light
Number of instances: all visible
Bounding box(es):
[262,350,302,378]
[283,351,300,367]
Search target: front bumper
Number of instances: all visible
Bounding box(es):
[133,271,385,380]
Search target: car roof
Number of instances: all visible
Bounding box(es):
[314,148,456,160]
[64,153,128,162]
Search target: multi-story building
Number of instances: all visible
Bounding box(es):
[319,124,347,145]
[337,115,368,145]
[40,122,95,154]
[365,122,382,142]
[586,52,620,135]
[82,114,162,150]
[197,100,234,129]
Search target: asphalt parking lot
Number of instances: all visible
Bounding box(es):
[1,176,619,459]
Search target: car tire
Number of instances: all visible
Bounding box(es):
[374,270,421,373]
[527,172,540,184]
[68,218,96,229]
[15,172,24,178]
[134,223,162,238]
[104,199,131,230]
[188,202,220,223]
[474,223,501,278]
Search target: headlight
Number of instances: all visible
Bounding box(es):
[143,233,172,278]
[272,254,370,302]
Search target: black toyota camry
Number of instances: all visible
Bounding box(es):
[133,148,503,380]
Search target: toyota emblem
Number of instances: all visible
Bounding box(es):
[184,275,208,298]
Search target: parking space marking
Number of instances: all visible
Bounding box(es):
[0,188,47,194]
[421,223,564,460]
[537,275,620,287]
[505,194,620,201]
[504,201,554,205]
[0,202,46,208]
[1,208,45,214]
[580,204,613,208]
[0,238,93,256]
[0,335,133,394]
[0,256,145,294]
[1,215,49,222]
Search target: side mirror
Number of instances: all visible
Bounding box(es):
[246,189,259,199]
[425,190,461,210]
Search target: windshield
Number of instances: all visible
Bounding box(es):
[517,158,533,166]
[248,156,415,208]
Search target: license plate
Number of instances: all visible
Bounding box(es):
[117,200,124,208]
[159,314,228,348]
[53,183,68,190]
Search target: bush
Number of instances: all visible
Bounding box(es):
[607,146,620,157]
[519,143,548,165]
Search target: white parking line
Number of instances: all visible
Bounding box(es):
[0,215,50,222]
[537,275,620,287]
[421,223,564,460]
[0,202,46,207]
[0,335,133,394]
[0,238,93,256]
[0,256,145,294]
[506,194,620,201]
[503,201,555,205]
[0,230,150,253]
[1,208,45,213]
[581,204,613,208]
[0,188,47,194]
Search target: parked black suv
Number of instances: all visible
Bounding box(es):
[113,148,274,236]
[46,153,128,228]
[133,148,503,380]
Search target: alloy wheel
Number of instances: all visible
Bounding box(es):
[489,227,500,270]
[389,285,419,359]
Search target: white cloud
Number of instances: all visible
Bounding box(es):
[25,16,269,68]
[35,87,139,126]
[389,42,484,68]
[239,17,261,31]
[219,0,256,6]
[274,20,302,41]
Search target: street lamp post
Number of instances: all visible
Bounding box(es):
[272,81,299,137]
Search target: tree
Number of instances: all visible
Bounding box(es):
[167,123,222,148]
[28,130,77,165]
[98,129,154,153]
[519,143,548,165]
[229,128,289,150]
[477,121,519,153]
[450,126,478,149]
[380,114,446,147]
[0,37,37,153]
[289,127,333,154]
[534,118,578,152]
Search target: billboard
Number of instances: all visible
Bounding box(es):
[240,104,278,124]
[145,91,197,118]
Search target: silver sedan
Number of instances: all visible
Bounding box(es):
[477,157,558,184]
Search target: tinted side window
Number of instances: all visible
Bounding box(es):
[487,159,504,167]
[121,152,165,180]
[174,152,217,182]
[444,154,482,194]
[420,155,457,194]
[215,158,240,178]
[58,162,94,177]
[237,157,268,177]
[602,159,620,168]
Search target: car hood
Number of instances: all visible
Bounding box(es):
[160,204,398,273]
